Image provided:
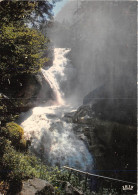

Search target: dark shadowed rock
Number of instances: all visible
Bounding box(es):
[16,72,55,112]
[0,71,55,113]
[70,80,137,183]
[36,72,55,105]
[20,178,54,195]
[72,116,137,183]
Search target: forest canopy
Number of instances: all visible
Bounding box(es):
[0,0,58,81]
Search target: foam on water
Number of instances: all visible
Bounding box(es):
[20,48,93,171]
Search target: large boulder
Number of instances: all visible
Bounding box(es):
[19,178,54,195]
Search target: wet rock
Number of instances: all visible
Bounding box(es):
[69,92,136,182]
[63,111,76,123]
[65,104,137,182]
[36,72,55,104]
[73,116,137,182]
[20,178,54,195]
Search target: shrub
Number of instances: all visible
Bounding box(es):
[2,142,39,181]
[0,138,88,194]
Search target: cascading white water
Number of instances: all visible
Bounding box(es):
[20,48,93,171]
[41,48,70,105]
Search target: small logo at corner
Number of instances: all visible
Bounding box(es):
[122,185,134,191]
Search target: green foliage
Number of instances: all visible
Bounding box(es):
[0,1,35,25]
[0,1,56,26]
[0,136,95,194]
[0,1,83,194]
[0,94,19,125]
[0,136,83,194]
[0,22,48,80]
[1,122,27,150]
[0,140,67,192]
[2,141,38,181]
[0,0,57,82]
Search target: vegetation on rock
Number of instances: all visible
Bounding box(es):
[1,122,26,150]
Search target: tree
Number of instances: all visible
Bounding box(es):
[0,0,59,81]
[0,0,61,29]
[0,22,48,80]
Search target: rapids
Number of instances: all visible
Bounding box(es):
[20,48,93,171]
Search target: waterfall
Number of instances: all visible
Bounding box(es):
[20,48,93,171]
[41,48,70,105]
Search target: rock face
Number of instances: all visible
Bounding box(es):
[19,178,54,195]
[71,109,137,183]
[16,72,55,112]
[0,71,55,113]
[65,82,137,184]
[0,73,55,115]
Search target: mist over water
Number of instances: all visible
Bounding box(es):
[19,1,136,173]
[20,48,93,171]
[49,1,137,100]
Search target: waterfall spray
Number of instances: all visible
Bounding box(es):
[20,48,93,171]
[42,48,70,105]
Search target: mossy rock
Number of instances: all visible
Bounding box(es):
[1,122,27,150]
[6,122,24,142]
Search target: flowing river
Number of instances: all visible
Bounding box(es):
[20,48,93,171]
